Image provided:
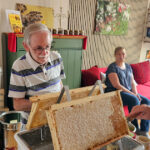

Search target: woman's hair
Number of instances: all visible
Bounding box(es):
[114,46,125,55]
[23,23,53,45]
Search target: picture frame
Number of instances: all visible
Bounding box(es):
[146,50,150,59]
[5,9,22,33]
[146,27,150,38]
[16,3,54,29]
[95,0,130,35]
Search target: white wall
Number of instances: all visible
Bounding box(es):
[69,0,149,69]
[140,42,150,61]
[140,0,150,62]
[0,0,69,66]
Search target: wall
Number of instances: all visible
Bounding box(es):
[140,0,150,62]
[69,0,149,69]
[140,42,150,61]
[0,0,69,66]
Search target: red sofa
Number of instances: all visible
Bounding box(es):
[81,61,150,116]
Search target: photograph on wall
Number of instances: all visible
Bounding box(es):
[146,50,150,59]
[16,3,54,29]
[95,0,130,35]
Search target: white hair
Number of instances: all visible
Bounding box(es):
[23,23,53,45]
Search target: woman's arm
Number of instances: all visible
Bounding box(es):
[131,74,141,101]
[108,73,137,96]
[131,75,138,94]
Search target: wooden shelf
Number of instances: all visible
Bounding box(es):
[53,34,87,39]
[7,33,87,40]
[0,89,4,94]
[0,107,9,111]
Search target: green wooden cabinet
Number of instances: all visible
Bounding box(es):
[51,38,83,88]
[2,33,85,109]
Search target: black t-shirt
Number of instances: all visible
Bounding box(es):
[105,62,133,92]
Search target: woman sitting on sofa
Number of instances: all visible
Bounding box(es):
[105,46,150,137]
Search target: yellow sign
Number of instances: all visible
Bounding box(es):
[16,3,54,29]
[8,14,22,33]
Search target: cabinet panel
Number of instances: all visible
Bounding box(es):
[17,37,24,50]
[52,39,83,49]
[16,37,83,50]
[51,49,82,89]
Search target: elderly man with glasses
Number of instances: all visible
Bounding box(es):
[8,23,65,111]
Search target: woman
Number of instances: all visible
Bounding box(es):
[105,46,150,137]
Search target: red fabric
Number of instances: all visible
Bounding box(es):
[8,33,17,52]
[123,106,129,116]
[83,36,87,50]
[143,81,150,87]
[137,84,150,99]
[130,61,150,84]
[98,67,107,73]
[81,66,100,86]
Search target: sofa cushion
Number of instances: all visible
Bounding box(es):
[99,67,107,83]
[81,66,100,86]
[98,67,107,73]
[124,106,129,116]
[143,81,150,87]
[130,61,150,84]
[100,72,106,83]
[137,84,150,99]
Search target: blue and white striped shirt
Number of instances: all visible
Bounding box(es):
[8,51,65,98]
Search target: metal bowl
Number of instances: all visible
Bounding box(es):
[0,111,28,130]
[128,121,136,133]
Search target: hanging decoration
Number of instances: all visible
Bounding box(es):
[95,0,130,35]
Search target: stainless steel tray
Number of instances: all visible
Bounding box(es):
[99,136,144,150]
[16,125,53,150]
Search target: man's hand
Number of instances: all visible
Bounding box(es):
[128,104,150,120]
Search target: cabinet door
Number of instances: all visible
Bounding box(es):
[52,38,83,89]
[2,34,26,109]
[56,49,82,89]
[7,37,26,84]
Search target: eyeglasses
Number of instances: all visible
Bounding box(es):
[30,45,51,53]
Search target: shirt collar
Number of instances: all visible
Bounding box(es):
[26,52,52,71]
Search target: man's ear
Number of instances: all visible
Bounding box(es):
[23,42,30,52]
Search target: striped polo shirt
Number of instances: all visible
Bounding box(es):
[8,51,65,98]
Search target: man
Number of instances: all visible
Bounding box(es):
[8,23,65,111]
[128,104,150,120]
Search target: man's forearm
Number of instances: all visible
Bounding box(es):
[13,98,32,111]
